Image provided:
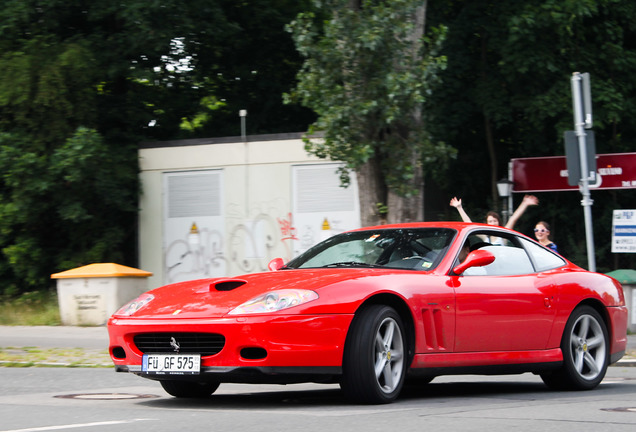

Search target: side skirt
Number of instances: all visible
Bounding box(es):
[409,348,563,375]
[407,361,562,379]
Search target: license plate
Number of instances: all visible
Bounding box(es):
[142,354,201,375]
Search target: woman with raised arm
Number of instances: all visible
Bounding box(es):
[449,195,539,230]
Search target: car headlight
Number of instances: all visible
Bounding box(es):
[228,289,318,315]
[115,293,154,316]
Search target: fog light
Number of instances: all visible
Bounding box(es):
[111,347,126,359]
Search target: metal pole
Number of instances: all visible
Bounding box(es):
[240,109,247,142]
[240,110,248,212]
[508,162,513,227]
[571,73,596,272]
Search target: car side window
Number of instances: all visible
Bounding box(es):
[519,237,566,271]
[464,233,534,276]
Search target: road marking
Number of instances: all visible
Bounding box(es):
[0,419,153,432]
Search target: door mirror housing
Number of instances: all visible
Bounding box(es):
[453,250,495,275]
[268,257,286,271]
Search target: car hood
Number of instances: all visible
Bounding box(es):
[120,268,398,319]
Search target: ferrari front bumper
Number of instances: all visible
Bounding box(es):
[108,313,353,381]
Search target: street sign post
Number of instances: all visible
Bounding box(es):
[565,130,596,187]
[571,72,596,272]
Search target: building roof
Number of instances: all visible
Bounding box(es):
[51,263,153,279]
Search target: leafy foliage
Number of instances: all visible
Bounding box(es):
[427,0,636,271]
[0,129,137,295]
[0,0,317,295]
[2,0,636,294]
[287,0,454,224]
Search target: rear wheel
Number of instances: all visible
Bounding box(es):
[160,380,220,398]
[541,305,609,390]
[340,305,407,404]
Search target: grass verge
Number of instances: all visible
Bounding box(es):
[0,346,111,367]
[0,290,61,326]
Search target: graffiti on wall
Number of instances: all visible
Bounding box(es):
[227,213,277,274]
[164,199,300,282]
[164,222,227,283]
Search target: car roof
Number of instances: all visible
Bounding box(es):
[348,221,512,234]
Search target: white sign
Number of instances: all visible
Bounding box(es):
[142,354,201,375]
[611,210,636,253]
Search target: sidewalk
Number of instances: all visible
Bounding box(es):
[0,325,108,349]
[0,325,111,367]
[0,325,635,367]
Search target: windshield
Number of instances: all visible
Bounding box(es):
[286,228,456,271]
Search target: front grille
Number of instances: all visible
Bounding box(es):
[134,332,225,356]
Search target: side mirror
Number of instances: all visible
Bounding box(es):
[268,257,285,271]
[452,250,495,275]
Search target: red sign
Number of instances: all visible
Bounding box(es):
[512,153,636,192]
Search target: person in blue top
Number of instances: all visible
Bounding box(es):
[534,221,558,253]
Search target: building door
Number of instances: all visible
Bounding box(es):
[163,170,226,283]
[291,163,360,256]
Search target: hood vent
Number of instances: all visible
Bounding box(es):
[210,278,247,291]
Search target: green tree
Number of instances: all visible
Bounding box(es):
[0,0,318,294]
[427,0,636,271]
[0,129,137,295]
[175,0,317,138]
[287,0,453,226]
[0,0,314,293]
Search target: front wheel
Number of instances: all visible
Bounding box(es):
[160,380,220,398]
[340,305,407,404]
[541,305,609,390]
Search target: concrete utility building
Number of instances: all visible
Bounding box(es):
[138,133,360,289]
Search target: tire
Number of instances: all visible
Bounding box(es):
[160,380,220,398]
[340,305,407,404]
[541,305,609,390]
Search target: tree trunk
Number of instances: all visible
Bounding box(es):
[386,170,424,223]
[483,112,498,210]
[356,157,386,227]
[480,30,498,208]
[353,1,428,226]
[385,2,426,224]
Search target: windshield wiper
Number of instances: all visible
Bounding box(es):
[322,261,382,268]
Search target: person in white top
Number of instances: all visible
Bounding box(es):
[449,194,539,230]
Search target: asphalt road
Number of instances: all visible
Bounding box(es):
[1,365,636,432]
[1,326,636,431]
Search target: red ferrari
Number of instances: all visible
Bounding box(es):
[108,222,628,404]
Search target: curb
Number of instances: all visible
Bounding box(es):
[614,357,636,367]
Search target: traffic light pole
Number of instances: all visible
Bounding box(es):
[571,72,596,272]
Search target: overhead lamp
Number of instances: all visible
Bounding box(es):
[496,178,514,198]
